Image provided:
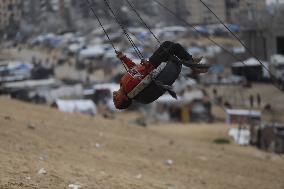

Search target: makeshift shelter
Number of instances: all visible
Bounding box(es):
[54,99,97,116]
[152,90,212,123]
[91,83,120,103]
[226,109,261,125]
[231,58,269,81]
[1,78,60,103]
[257,123,284,153]
[269,54,284,89]
[0,61,33,82]
[228,128,250,145]
[84,83,120,112]
[38,84,84,105]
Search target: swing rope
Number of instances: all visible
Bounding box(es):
[125,0,161,45]
[153,0,282,91]
[85,0,129,71]
[103,0,144,60]
[198,0,278,83]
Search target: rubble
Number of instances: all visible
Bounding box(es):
[165,159,174,166]
[68,183,82,189]
[38,168,47,175]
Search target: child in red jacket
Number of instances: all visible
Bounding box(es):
[113,41,207,109]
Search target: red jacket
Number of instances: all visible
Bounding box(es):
[119,56,155,96]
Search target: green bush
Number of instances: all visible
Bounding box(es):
[213,138,231,144]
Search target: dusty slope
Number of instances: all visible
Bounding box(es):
[0,97,284,189]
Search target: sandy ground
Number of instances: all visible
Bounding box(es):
[0,97,284,189]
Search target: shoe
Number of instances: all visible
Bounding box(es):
[182,56,203,68]
[192,56,203,64]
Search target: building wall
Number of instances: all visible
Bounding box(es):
[185,0,226,24]
[230,0,266,23]
[240,3,284,60]
[160,0,188,25]
[0,0,22,31]
[238,0,266,12]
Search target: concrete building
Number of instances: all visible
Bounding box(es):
[240,3,284,60]
[185,0,226,24]
[225,0,240,23]
[161,0,188,25]
[238,0,266,12]
[0,0,22,33]
[230,0,266,23]
[160,0,226,25]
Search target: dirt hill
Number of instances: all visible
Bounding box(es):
[0,97,284,189]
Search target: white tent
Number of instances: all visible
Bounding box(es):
[79,45,105,59]
[55,99,97,116]
[232,58,270,78]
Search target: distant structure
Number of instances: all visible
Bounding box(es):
[21,0,74,33]
[159,0,227,25]
[229,0,266,23]
[185,0,226,25]
[235,0,284,60]
[0,0,22,37]
[160,0,188,25]
[225,0,241,23]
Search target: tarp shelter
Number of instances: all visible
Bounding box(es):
[0,61,33,82]
[86,83,120,108]
[153,90,212,123]
[55,99,97,116]
[231,58,270,81]
[257,123,284,153]
[269,54,284,86]
[38,84,84,105]
[2,78,58,90]
[93,83,120,96]
[226,109,261,125]
[228,128,250,145]
[78,45,105,60]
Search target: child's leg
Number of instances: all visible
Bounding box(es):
[149,41,193,67]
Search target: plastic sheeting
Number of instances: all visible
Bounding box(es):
[228,128,250,145]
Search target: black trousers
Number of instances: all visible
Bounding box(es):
[149,41,193,68]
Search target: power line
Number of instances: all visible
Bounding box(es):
[125,0,161,45]
[198,0,280,88]
[154,0,282,91]
[153,0,246,64]
[103,0,144,60]
[85,0,129,71]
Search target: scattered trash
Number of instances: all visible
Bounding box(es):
[102,112,115,119]
[25,176,31,180]
[68,183,82,189]
[38,168,47,175]
[134,174,142,179]
[165,159,173,166]
[39,154,48,161]
[95,143,101,148]
[129,118,147,127]
[197,156,208,161]
[26,124,35,130]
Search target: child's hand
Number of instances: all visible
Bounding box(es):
[115,51,125,59]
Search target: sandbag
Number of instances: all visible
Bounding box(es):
[134,61,182,104]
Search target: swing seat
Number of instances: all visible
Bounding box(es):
[133,61,182,104]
